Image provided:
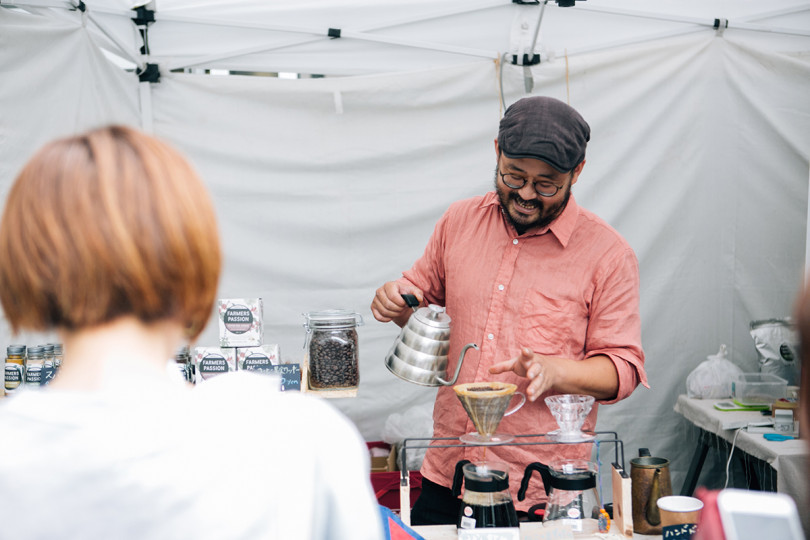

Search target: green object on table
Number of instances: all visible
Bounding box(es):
[713,400,770,412]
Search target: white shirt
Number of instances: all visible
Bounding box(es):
[0,371,384,540]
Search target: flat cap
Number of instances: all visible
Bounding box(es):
[497,96,590,172]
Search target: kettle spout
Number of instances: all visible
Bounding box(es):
[436,343,479,386]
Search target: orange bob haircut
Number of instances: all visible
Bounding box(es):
[0,125,221,340]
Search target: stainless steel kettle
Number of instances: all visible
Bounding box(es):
[384,294,478,386]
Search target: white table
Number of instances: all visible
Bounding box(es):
[412,523,661,539]
[673,395,808,512]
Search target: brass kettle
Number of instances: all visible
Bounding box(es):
[384,294,478,386]
[630,448,672,535]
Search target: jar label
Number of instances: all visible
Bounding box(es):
[41,361,56,386]
[25,365,42,385]
[4,363,23,391]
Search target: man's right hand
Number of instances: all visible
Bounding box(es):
[370,281,424,327]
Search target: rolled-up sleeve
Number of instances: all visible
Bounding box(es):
[585,245,648,404]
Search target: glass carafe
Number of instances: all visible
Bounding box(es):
[452,460,519,529]
[519,459,601,536]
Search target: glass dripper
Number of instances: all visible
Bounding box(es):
[545,394,595,442]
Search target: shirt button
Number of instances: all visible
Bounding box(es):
[488,334,494,340]
[498,284,505,291]
[513,239,519,245]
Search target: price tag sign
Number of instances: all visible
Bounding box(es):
[457,528,520,540]
[264,364,301,391]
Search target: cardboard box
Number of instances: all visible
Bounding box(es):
[218,298,263,347]
[367,441,392,473]
[194,347,236,384]
[236,345,280,372]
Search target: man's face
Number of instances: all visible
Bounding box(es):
[493,153,581,234]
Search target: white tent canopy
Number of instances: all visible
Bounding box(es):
[1,0,809,507]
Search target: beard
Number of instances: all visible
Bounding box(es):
[494,168,571,235]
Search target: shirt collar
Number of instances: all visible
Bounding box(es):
[481,191,580,248]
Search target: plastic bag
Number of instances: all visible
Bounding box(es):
[382,402,434,471]
[750,318,799,385]
[686,345,744,399]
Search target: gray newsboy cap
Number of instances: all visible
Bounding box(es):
[497,96,590,172]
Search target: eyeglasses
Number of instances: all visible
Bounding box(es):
[498,170,563,198]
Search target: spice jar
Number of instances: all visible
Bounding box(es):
[4,345,26,396]
[52,343,63,372]
[303,309,363,390]
[25,346,45,389]
[40,343,55,386]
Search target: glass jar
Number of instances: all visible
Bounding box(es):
[173,345,193,383]
[25,346,45,389]
[303,309,363,390]
[52,343,64,374]
[40,343,55,386]
[4,345,26,396]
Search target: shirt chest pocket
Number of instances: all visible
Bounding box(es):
[517,289,588,356]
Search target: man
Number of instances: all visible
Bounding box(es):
[371,96,648,525]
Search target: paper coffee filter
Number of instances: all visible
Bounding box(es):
[454,382,517,436]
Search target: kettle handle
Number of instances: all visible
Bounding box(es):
[400,294,420,311]
[645,468,662,526]
[518,462,551,501]
[451,459,471,497]
[436,343,479,386]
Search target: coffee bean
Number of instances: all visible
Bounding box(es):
[308,328,359,389]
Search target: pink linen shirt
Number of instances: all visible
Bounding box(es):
[400,192,647,511]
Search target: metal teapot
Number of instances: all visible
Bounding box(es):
[630,448,672,535]
[384,294,478,386]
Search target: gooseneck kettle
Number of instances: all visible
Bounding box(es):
[384,294,478,386]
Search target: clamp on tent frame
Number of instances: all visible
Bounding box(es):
[132,4,159,83]
[137,63,160,83]
[714,18,728,37]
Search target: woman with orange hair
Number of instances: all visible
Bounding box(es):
[0,126,383,540]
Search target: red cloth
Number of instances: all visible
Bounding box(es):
[692,487,726,540]
[401,193,647,510]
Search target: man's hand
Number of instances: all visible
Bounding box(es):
[489,347,619,402]
[370,281,424,327]
[489,347,559,401]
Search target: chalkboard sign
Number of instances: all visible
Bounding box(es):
[264,363,301,392]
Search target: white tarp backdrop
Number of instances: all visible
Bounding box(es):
[2,0,809,511]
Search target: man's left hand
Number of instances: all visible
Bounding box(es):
[489,347,559,402]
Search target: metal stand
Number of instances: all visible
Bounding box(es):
[398,431,624,526]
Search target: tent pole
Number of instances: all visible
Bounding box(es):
[168,27,499,72]
[161,0,509,71]
[138,82,154,135]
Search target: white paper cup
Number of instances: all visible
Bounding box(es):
[657,495,704,527]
